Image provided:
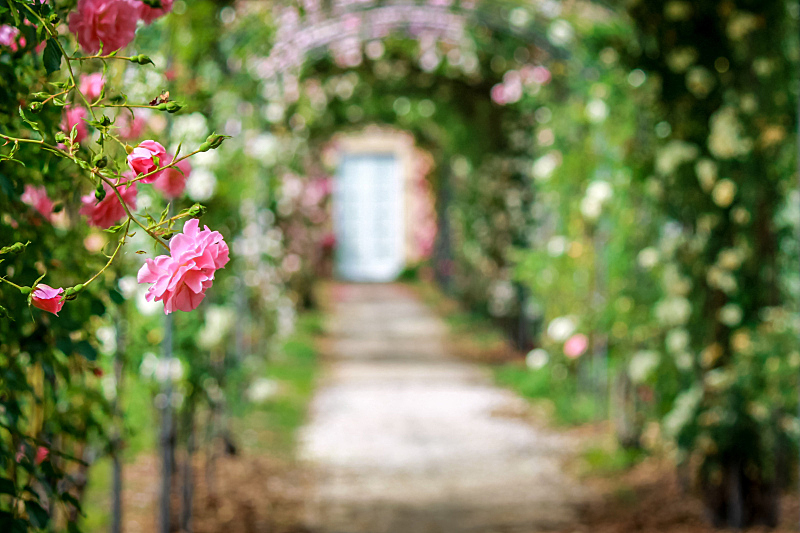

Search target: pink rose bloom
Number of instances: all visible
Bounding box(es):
[31,284,65,316]
[152,154,191,199]
[490,83,506,105]
[564,334,588,359]
[80,176,137,228]
[61,106,88,143]
[68,0,140,54]
[137,218,229,314]
[79,72,105,101]
[21,185,54,221]
[127,140,167,183]
[0,25,23,51]
[138,0,173,24]
[34,447,49,465]
[118,111,145,140]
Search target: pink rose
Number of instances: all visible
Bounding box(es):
[21,185,54,221]
[127,140,167,183]
[61,106,88,144]
[31,284,65,316]
[0,25,23,51]
[138,0,173,24]
[118,111,145,140]
[137,218,230,314]
[152,154,191,199]
[34,447,49,465]
[68,0,140,54]
[564,334,588,359]
[80,176,137,228]
[79,72,105,101]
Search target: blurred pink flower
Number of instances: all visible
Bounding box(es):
[79,72,104,101]
[31,284,65,316]
[532,66,552,85]
[563,334,588,359]
[137,218,230,314]
[152,154,191,199]
[34,446,49,465]
[138,0,173,24]
[0,25,23,51]
[69,0,140,54]
[21,185,54,221]
[118,111,145,140]
[61,106,88,143]
[80,176,137,228]
[127,140,166,183]
[490,83,506,105]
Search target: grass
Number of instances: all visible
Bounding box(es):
[493,364,602,426]
[230,311,322,457]
[408,279,602,426]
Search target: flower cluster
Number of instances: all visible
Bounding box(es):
[137,219,230,314]
[69,0,173,54]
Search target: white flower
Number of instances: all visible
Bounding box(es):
[727,12,759,40]
[663,386,702,437]
[695,158,718,192]
[526,349,549,370]
[686,66,715,98]
[629,350,660,383]
[547,236,568,257]
[666,47,698,73]
[532,152,559,181]
[547,316,578,342]
[708,106,752,159]
[247,377,280,403]
[637,247,660,269]
[718,303,743,326]
[655,296,692,326]
[581,181,613,221]
[96,326,116,355]
[547,20,574,47]
[707,266,738,294]
[666,329,690,353]
[664,1,692,20]
[656,140,699,175]
[711,179,737,208]
[717,248,745,270]
[198,305,236,349]
[186,168,217,201]
[585,99,609,123]
[140,352,158,378]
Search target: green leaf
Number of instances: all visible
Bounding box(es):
[109,289,125,305]
[74,340,98,361]
[25,500,49,529]
[0,478,15,495]
[43,38,62,74]
[159,203,170,223]
[17,107,42,136]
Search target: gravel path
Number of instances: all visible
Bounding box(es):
[300,283,589,533]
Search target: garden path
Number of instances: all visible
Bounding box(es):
[299,283,589,533]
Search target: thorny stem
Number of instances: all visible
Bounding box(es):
[0,277,25,290]
[82,218,132,289]
[97,174,171,251]
[21,3,96,120]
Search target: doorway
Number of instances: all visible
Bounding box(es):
[334,153,405,282]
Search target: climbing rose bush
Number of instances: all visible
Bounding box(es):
[80,178,138,228]
[153,155,191,199]
[138,218,230,314]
